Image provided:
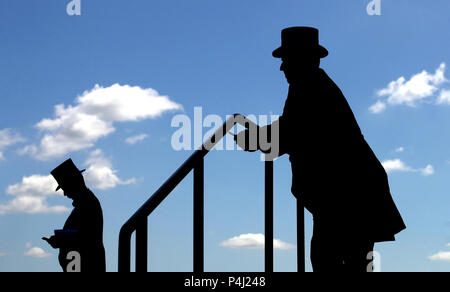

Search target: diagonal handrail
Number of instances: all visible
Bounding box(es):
[118,113,305,272]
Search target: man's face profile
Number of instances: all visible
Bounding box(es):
[63,187,75,199]
[280,54,320,83]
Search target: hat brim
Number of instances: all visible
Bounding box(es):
[272,45,329,59]
[55,169,86,191]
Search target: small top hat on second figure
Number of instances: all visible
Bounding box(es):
[272,26,328,59]
[51,159,86,192]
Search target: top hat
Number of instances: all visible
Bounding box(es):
[51,159,86,192]
[272,27,328,59]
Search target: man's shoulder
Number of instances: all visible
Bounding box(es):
[78,189,102,208]
[288,69,343,98]
[318,69,340,87]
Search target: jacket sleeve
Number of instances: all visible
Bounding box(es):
[58,200,102,248]
[258,115,289,158]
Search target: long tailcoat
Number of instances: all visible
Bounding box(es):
[58,188,106,272]
[269,68,406,242]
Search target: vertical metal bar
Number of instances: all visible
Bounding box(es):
[265,160,274,272]
[118,228,131,272]
[193,157,204,272]
[297,199,305,272]
[135,218,148,272]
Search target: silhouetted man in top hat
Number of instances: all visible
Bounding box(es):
[43,158,106,272]
[236,27,406,272]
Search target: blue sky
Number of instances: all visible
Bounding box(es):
[0,0,450,272]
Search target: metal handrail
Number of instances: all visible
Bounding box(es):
[118,114,305,272]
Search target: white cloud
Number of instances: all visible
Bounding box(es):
[421,164,435,176]
[0,129,24,160]
[437,89,450,105]
[0,196,70,215]
[0,149,135,215]
[6,175,60,197]
[0,174,69,215]
[370,63,448,113]
[382,159,412,173]
[125,134,148,145]
[380,63,446,106]
[0,129,24,149]
[429,251,450,262]
[395,147,405,153]
[24,246,52,258]
[220,233,296,250]
[369,101,387,114]
[382,159,435,176]
[84,149,136,190]
[21,84,182,160]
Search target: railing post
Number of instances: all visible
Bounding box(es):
[297,199,305,272]
[118,115,268,273]
[136,218,148,272]
[193,157,204,272]
[118,227,131,272]
[265,160,274,273]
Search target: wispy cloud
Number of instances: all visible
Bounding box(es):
[0,195,70,216]
[84,149,136,190]
[395,147,405,153]
[429,251,450,262]
[382,159,434,176]
[24,244,52,259]
[20,84,182,160]
[437,89,450,105]
[0,150,136,215]
[220,233,295,250]
[370,63,449,113]
[125,134,148,145]
[6,174,60,198]
[0,129,24,160]
[0,174,69,215]
[369,101,387,114]
[421,165,435,176]
[429,243,450,262]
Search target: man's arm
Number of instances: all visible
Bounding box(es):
[42,231,80,249]
[234,116,288,158]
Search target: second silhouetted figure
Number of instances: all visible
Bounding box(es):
[43,158,106,272]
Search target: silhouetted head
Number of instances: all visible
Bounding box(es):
[273,27,328,83]
[51,159,87,200]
